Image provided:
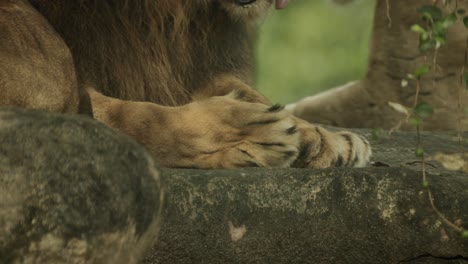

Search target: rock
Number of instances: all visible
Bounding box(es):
[0,107,163,264]
[145,129,468,263]
[1,107,467,264]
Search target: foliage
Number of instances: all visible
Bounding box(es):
[407,1,467,239]
[411,5,462,52]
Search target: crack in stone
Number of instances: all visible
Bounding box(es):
[400,253,468,263]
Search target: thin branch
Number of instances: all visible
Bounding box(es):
[428,190,465,233]
[432,48,439,72]
[413,79,421,108]
[385,0,392,28]
[457,35,468,143]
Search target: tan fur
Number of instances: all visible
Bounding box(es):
[0,0,371,168]
[0,0,80,113]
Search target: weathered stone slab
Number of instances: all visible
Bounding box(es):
[146,167,467,264]
[145,128,468,264]
[0,107,163,264]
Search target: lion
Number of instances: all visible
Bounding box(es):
[0,0,371,169]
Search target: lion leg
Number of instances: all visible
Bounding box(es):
[192,74,271,104]
[0,0,88,114]
[193,74,372,168]
[285,81,377,128]
[87,88,300,169]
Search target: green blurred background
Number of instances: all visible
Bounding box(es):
[255,0,376,104]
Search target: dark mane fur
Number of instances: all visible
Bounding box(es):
[29,0,257,106]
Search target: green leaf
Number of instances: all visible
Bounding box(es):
[413,66,430,79]
[372,128,385,140]
[464,16,468,28]
[434,36,446,48]
[411,24,426,34]
[415,103,434,119]
[408,117,423,126]
[419,39,435,52]
[463,230,468,239]
[441,13,457,28]
[464,72,468,87]
[432,21,448,37]
[416,147,425,157]
[421,13,433,22]
[421,32,429,41]
[417,5,443,20]
[422,180,429,188]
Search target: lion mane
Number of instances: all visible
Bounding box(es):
[29,0,260,106]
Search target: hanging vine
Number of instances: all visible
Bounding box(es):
[383,0,468,240]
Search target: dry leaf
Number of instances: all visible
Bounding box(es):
[432,153,468,173]
[388,102,409,116]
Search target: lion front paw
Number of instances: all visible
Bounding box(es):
[162,94,300,168]
[292,120,372,168]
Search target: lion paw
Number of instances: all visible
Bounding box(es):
[292,120,372,168]
[166,95,300,168]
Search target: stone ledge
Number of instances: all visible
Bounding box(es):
[145,167,468,264]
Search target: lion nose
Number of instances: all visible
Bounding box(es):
[236,0,256,6]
